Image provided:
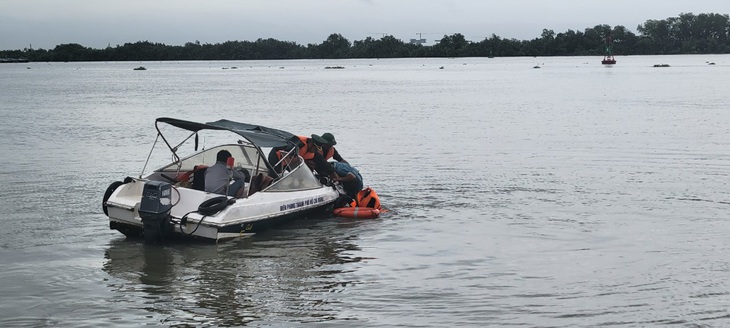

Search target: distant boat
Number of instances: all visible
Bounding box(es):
[653,64,670,68]
[324,66,345,69]
[533,65,541,69]
[133,66,146,70]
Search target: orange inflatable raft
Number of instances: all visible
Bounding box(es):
[333,207,381,219]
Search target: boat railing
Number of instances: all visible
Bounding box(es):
[273,147,300,175]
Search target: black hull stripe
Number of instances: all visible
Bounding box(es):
[110,203,334,241]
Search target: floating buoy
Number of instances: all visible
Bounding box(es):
[334,207,380,219]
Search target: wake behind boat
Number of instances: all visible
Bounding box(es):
[103,117,342,243]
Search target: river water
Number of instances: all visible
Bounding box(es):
[1,55,730,327]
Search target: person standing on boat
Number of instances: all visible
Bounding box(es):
[267,134,333,177]
[281,135,336,175]
[205,150,246,197]
[320,132,348,164]
[267,145,298,177]
[330,161,363,199]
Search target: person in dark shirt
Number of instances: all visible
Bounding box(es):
[320,132,348,164]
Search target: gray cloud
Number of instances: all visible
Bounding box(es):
[1,0,729,50]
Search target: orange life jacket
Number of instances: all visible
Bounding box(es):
[323,146,335,161]
[295,135,319,160]
[274,149,294,167]
[350,187,381,210]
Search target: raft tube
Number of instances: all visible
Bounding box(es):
[334,207,380,219]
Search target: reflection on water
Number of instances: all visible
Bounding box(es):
[102,219,370,326]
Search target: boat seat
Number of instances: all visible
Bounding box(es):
[240,167,251,182]
[248,173,273,196]
[191,165,208,191]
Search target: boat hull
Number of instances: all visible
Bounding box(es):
[105,178,339,242]
[109,201,333,242]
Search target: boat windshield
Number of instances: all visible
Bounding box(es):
[266,161,323,191]
[153,144,323,192]
[156,144,268,176]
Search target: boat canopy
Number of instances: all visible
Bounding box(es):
[156,117,296,148]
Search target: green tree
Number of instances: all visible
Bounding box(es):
[3,11,729,61]
[310,33,351,58]
[637,19,673,53]
[433,33,469,57]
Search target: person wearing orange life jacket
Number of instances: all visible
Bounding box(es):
[319,132,348,164]
[267,134,333,177]
[301,134,334,176]
[267,143,300,177]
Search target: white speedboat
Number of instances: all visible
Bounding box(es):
[103,117,341,243]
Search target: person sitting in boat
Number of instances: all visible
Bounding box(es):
[320,132,348,164]
[205,150,246,198]
[329,161,363,200]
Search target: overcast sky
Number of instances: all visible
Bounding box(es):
[1,0,729,51]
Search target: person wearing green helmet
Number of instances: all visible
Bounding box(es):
[320,132,348,164]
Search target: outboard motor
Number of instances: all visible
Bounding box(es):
[139,180,173,244]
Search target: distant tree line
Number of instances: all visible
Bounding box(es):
[2,12,729,62]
